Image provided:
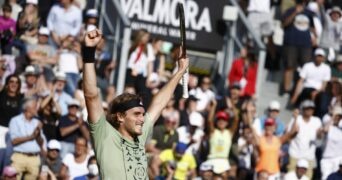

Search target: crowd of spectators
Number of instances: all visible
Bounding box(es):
[0,0,341,180]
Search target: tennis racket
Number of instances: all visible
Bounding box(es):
[178,3,189,99]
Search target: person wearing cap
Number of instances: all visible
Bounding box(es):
[82,29,188,179]
[177,111,204,155]
[203,99,240,179]
[40,139,62,179]
[320,106,342,179]
[8,97,47,179]
[287,100,323,179]
[47,0,82,46]
[319,6,342,60]
[259,100,285,136]
[250,109,300,179]
[284,159,310,180]
[290,48,331,108]
[189,76,216,112]
[2,165,17,180]
[53,71,73,115]
[21,65,39,97]
[327,160,342,180]
[27,26,57,87]
[58,99,89,158]
[151,142,197,180]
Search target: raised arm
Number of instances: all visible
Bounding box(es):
[280,109,299,144]
[147,53,188,123]
[82,30,104,124]
[229,108,240,135]
[207,99,217,134]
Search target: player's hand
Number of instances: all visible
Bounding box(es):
[84,29,102,47]
[177,47,189,74]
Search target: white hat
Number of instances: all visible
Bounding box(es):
[269,100,280,110]
[55,71,66,81]
[68,99,80,107]
[314,48,326,57]
[189,112,203,127]
[38,27,50,36]
[301,100,315,109]
[297,159,309,169]
[24,65,37,75]
[333,106,342,116]
[86,9,98,18]
[47,139,61,150]
[26,0,38,5]
[200,161,213,171]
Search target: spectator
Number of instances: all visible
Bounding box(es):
[9,98,46,180]
[0,74,23,127]
[147,117,179,154]
[179,95,198,127]
[47,0,82,46]
[259,100,285,136]
[281,0,316,95]
[151,142,197,180]
[331,55,342,82]
[189,76,215,112]
[251,115,298,180]
[2,0,22,21]
[0,4,16,54]
[1,165,17,180]
[40,139,62,179]
[319,6,342,59]
[320,106,342,179]
[74,156,100,180]
[198,161,214,180]
[228,47,258,98]
[284,159,310,180]
[20,65,39,97]
[57,36,82,96]
[287,100,324,179]
[58,99,89,158]
[291,48,331,107]
[225,83,244,111]
[177,111,204,155]
[204,101,239,179]
[80,9,98,40]
[60,136,91,180]
[159,97,180,127]
[53,71,73,115]
[27,26,57,88]
[38,92,61,141]
[327,160,342,180]
[247,0,273,38]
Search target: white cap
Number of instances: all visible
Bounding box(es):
[55,71,66,81]
[189,112,203,127]
[297,159,309,169]
[314,48,326,57]
[26,0,38,5]
[269,100,280,110]
[68,99,80,107]
[24,65,37,75]
[38,27,50,36]
[47,139,61,150]
[86,9,98,18]
[332,106,342,116]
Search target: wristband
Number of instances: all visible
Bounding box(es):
[82,46,96,63]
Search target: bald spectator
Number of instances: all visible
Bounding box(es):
[9,98,46,180]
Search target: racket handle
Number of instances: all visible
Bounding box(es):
[182,68,189,98]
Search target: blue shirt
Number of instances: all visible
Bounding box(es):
[9,114,46,153]
[327,172,342,180]
[54,91,73,116]
[259,115,285,136]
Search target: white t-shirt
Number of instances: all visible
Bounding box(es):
[300,62,331,90]
[189,88,215,112]
[322,125,342,158]
[127,44,155,77]
[247,0,271,13]
[177,126,204,155]
[288,115,322,160]
[58,50,80,74]
[62,153,90,180]
[284,171,310,180]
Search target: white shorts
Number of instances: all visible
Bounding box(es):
[205,158,231,174]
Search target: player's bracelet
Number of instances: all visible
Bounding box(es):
[82,46,96,63]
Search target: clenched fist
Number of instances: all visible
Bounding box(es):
[84,29,103,47]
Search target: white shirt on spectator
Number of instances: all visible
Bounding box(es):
[189,88,215,112]
[247,0,271,13]
[62,153,90,180]
[322,125,342,158]
[177,126,204,155]
[127,44,155,77]
[47,4,82,37]
[58,50,80,74]
[284,171,310,180]
[287,115,322,160]
[300,62,331,90]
